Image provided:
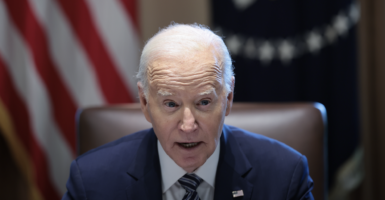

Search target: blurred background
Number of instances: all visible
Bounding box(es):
[0,0,383,199]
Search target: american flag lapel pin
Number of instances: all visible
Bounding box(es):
[232,190,244,198]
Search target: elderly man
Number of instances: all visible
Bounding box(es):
[62,23,314,200]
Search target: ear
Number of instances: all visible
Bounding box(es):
[225,76,235,116]
[137,82,152,123]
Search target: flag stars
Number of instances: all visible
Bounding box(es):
[306,31,323,53]
[226,34,243,55]
[244,38,258,59]
[349,3,360,24]
[333,13,349,36]
[258,41,274,64]
[218,1,358,64]
[232,0,257,11]
[325,26,337,43]
[278,40,295,64]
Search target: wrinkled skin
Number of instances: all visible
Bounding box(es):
[138,50,234,173]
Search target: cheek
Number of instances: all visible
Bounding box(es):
[147,105,180,143]
[147,98,168,124]
[197,106,225,138]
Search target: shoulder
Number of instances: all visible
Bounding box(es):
[74,128,153,172]
[224,124,305,177]
[225,124,303,160]
[223,125,313,199]
[64,128,155,199]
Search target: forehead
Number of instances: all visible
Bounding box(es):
[147,50,224,95]
[150,52,218,75]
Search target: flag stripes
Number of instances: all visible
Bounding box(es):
[86,0,140,99]
[28,0,106,107]
[0,99,43,200]
[57,0,134,104]
[119,0,139,30]
[0,0,139,199]
[3,0,78,152]
[0,54,59,200]
[0,1,73,195]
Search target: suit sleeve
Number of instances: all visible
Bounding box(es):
[287,155,314,200]
[61,160,87,200]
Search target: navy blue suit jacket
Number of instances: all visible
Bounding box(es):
[62,125,314,200]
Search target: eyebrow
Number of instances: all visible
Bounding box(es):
[198,88,215,96]
[157,88,215,96]
[157,90,173,96]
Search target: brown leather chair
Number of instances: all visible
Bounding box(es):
[77,102,327,200]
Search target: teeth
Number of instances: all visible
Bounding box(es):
[180,142,199,148]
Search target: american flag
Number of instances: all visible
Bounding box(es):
[0,0,139,199]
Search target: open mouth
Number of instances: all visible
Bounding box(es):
[178,142,200,148]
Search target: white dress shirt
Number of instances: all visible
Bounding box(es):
[158,140,220,200]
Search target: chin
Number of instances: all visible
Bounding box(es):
[177,157,204,172]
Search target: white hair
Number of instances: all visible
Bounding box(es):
[136,23,234,98]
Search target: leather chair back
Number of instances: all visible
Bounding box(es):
[77,102,326,200]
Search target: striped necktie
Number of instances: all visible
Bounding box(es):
[178,173,203,200]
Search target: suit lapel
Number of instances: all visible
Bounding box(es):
[125,129,162,200]
[214,125,254,200]
[123,125,254,200]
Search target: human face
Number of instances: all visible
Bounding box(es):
[138,51,234,173]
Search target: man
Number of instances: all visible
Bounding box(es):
[62,23,314,200]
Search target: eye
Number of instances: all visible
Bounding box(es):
[165,101,177,108]
[199,100,210,106]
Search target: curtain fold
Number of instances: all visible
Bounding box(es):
[358,0,385,199]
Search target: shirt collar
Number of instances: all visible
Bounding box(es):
[157,140,220,193]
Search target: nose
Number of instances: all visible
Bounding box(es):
[180,107,197,133]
